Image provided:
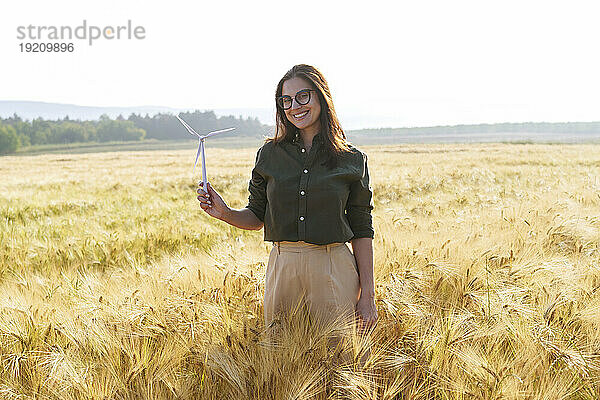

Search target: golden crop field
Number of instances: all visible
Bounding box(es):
[1,143,600,399]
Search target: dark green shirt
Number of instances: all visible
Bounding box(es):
[245,132,374,245]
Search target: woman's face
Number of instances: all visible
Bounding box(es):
[282,77,322,134]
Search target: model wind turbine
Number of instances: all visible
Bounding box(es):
[175,114,235,194]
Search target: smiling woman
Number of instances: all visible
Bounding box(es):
[272,65,352,165]
[195,64,378,338]
[277,86,321,143]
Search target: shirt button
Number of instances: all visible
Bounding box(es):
[299,216,305,221]
[300,190,305,195]
[301,148,306,153]
[303,169,308,174]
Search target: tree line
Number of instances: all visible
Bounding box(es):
[0,110,269,154]
[351,121,600,136]
[2,114,600,155]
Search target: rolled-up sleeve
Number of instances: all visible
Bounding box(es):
[346,153,374,239]
[245,146,267,222]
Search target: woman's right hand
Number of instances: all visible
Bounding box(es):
[197,181,230,220]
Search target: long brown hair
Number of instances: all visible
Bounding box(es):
[269,64,352,168]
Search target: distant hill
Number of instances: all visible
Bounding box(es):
[347,122,600,144]
[0,100,273,126]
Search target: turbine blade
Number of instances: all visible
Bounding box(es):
[200,127,236,139]
[193,138,202,174]
[176,115,197,134]
[176,115,201,137]
[201,140,208,193]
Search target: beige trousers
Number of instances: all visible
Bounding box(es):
[264,241,361,327]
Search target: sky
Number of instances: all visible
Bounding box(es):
[2,0,599,129]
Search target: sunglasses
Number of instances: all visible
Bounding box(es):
[276,89,317,110]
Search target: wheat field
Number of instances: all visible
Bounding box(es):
[1,143,599,399]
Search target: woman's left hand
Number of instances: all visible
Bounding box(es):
[355,295,378,333]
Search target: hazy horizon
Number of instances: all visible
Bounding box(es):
[2,100,600,132]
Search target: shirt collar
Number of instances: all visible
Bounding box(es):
[293,131,325,145]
